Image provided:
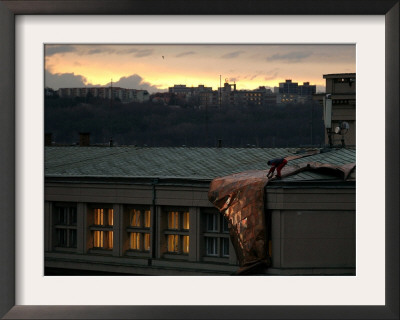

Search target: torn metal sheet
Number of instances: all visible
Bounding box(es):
[208,160,355,274]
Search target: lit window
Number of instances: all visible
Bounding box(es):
[168,234,179,252]
[130,209,141,227]
[94,208,113,226]
[54,205,77,249]
[168,211,179,229]
[90,207,114,250]
[183,212,190,230]
[93,230,113,249]
[127,207,151,253]
[165,209,190,255]
[182,235,190,254]
[130,232,141,250]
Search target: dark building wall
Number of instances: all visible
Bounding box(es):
[267,186,355,275]
[45,180,355,275]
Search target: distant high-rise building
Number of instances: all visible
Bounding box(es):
[298,82,317,98]
[279,79,298,94]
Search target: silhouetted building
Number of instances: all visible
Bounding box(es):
[57,87,150,103]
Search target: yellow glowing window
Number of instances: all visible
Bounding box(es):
[144,233,150,251]
[144,210,151,228]
[94,230,103,247]
[108,231,113,249]
[168,212,179,229]
[130,232,141,250]
[182,236,189,254]
[94,209,104,225]
[130,209,141,227]
[182,212,190,230]
[167,234,179,252]
[108,209,114,226]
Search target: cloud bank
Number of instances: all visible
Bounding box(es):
[45,70,161,93]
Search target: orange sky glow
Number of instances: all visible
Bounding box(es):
[45,44,356,92]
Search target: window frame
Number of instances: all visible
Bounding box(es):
[163,208,190,256]
[53,203,78,251]
[88,204,114,252]
[202,209,231,260]
[125,206,152,254]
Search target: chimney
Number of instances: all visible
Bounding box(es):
[45,133,52,146]
[79,132,90,146]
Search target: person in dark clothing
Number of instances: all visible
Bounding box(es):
[267,157,288,179]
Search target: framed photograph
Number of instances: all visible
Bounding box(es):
[1,1,398,319]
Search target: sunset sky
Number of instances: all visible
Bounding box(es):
[45,44,355,93]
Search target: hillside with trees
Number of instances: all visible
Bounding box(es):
[45,96,325,148]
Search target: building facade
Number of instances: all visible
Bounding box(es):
[314,73,356,147]
[57,87,150,103]
[45,146,355,276]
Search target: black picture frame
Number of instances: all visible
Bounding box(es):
[0,1,398,319]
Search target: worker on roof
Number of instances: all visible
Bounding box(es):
[267,157,288,179]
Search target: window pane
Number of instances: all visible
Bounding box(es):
[205,237,218,256]
[94,209,104,225]
[182,235,189,254]
[206,213,218,232]
[222,217,229,233]
[130,232,141,250]
[144,233,150,251]
[144,210,151,228]
[167,234,178,252]
[70,207,77,226]
[108,209,114,226]
[57,207,68,225]
[69,229,77,248]
[107,231,113,249]
[222,238,230,257]
[130,209,141,227]
[182,212,190,230]
[94,230,103,247]
[56,229,67,247]
[168,212,178,229]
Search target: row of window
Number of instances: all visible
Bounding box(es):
[53,205,230,258]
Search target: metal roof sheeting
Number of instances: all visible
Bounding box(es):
[45,146,355,181]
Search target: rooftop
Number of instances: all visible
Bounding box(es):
[45,147,356,182]
[323,73,356,79]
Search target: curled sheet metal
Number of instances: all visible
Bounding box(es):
[208,160,355,274]
[208,170,270,271]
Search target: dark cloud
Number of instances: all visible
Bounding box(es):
[45,71,162,93]
[45,70,90,89]
[267,51,313,63]
[221,51,245,59]
[45,45,77,57]
[106,74,161,92]
[134,49,154,58]
[176,51,196,58]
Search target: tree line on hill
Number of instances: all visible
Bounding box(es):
[45,96,325,148]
